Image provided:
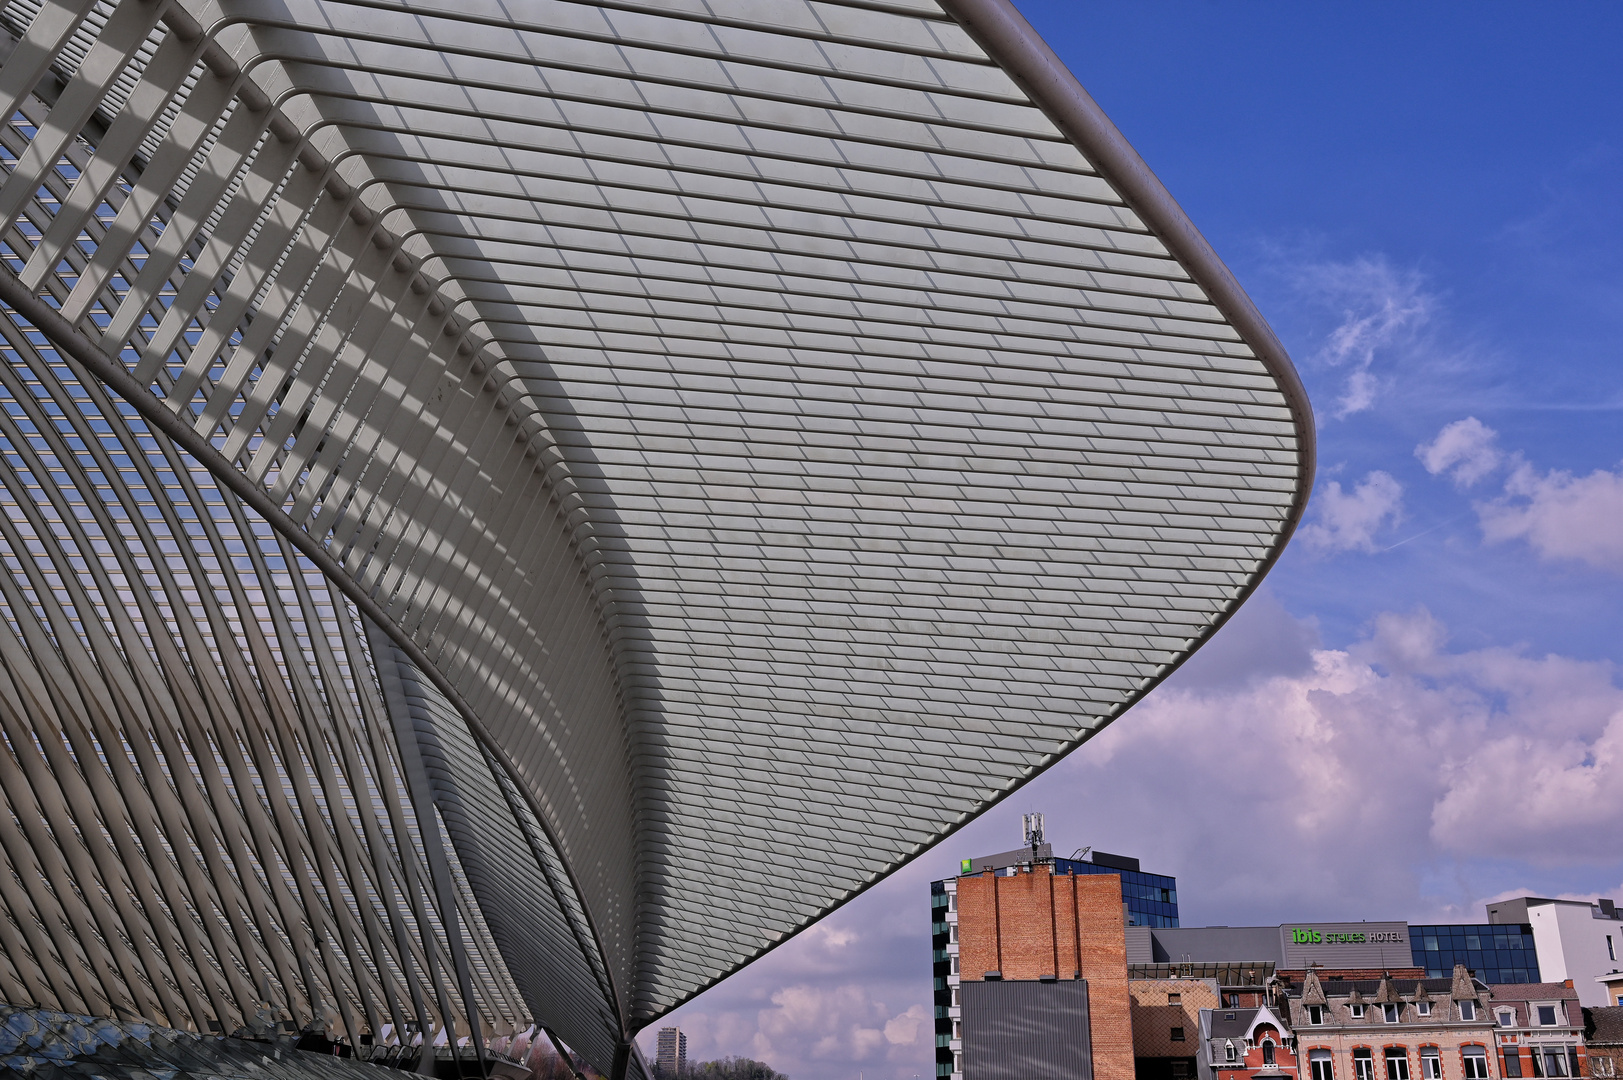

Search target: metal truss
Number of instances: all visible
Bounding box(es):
[0,0,1313,1073]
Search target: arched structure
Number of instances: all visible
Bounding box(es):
[0,0,1313,1074]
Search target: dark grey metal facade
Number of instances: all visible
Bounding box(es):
[960,980,1092,1080]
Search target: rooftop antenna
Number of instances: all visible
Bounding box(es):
[1022,812,1044,863]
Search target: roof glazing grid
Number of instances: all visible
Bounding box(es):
[0,0,1310,1059]
[230,0,1301,1014]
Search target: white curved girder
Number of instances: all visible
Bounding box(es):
[0,0,1312,1073]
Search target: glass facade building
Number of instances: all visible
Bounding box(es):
[1411,923,1540,983]
[1052,859,1180,928]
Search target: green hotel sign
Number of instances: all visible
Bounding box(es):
[961,859,973,873]
[1291,927,1404,945]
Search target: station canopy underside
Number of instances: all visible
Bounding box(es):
[0,0,1311,1073]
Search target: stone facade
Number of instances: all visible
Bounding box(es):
[1281,967,1500,1080]
[1486,982,1587,1079]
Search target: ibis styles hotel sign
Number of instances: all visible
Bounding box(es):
[1279,922,1410,968]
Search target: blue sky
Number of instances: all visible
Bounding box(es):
[639,4,1623,1076]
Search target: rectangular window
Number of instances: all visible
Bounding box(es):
[953,1020,962,1040]
[1418,1002,1432,1017]
[1504,1051,1523,1078]
[1386,1004,1402,1023]
[951,988,959,1007]
[1309,1005,1325,1025]
[1169,993,1181,1005]
[1352,1005,1367,1019]
[1500,1010,1516,1028]
[1388,1048,1412,1080]
[1460,1001,1476,1021]
[1532,1049,1544,1078]
[1356,1051,1376,1080]
[1537,1006,1557,1027]
[1312,1050,1335,1080]
[1422,1048,1442,1080]
[1227,1044,1238,1063]
[950,923,958,943]
[1464,1051,1490,1080]
[1171,1027,1185,1042]
[1543,1051,1568,1078]
[1609,935,1616,962]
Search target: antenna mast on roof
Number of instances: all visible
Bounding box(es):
[1022,812,1045,864]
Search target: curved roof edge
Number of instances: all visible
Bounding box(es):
[939,0,1316,536]
[626,1,1318,1028]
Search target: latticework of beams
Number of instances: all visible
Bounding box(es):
[0,0,1312,1074]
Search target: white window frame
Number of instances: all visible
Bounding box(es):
[1311,1049,1335,1080]
[1499,1009,1516,1028]
[1417,1002,1432,1017]
[1421,1047,1442,1080]
[1534,1004,1559,1027]
[1356,1051,1377,1080]
[1351,1004,1366,1019]
[1226,1041,1238,1063]
[1385,1004,1401,1024]
[1463,1049,1489,1080]
[1387,1047,1411,1080]
[1459,1000,1476,1021]
[1309,1005,1325,1026]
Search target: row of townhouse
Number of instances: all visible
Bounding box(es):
[1189,967,1587,1080]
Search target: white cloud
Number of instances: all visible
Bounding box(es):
[1295,257,1435,418]
[1478,461,1623,573]
[1417,417,1503,487]
[661,984,929,1075]
[1299,470,1403,552]
[1061,605,1623,915]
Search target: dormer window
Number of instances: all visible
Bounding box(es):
[1351,1004,1366,1019]
[1537,1005,1558,1026]
[1499,1009,1515,1028]
[1459,1000,1476,1021]
[1263,1039,1277,1066]
[1385,1004,1401,1023]
[1416,1002,1431,1017]
[1308,1005,1325,1025]
[1227,1042,1238,1063]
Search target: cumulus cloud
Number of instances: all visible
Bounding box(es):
[1058,604,1623,920]
[1478,461,1623,574]
[1298,470,1403,552]
[1416,417,1503,487]
[1294,257,1435,417]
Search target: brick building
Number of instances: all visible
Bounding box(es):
[1132,977,1221,1080]
[1279,966,1499,1080]
[1131,964,1278,1010]
[1202,1003,1299,1080]
[1486,983,1587,1079]
[1583,1008,1623,1080]
[944,863,1135,1080]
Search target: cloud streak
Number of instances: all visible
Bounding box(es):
[1292,256,1436,418]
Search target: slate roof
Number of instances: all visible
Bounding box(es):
[1588,1006,1623,1046]
[1210,1009,1260,1040]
